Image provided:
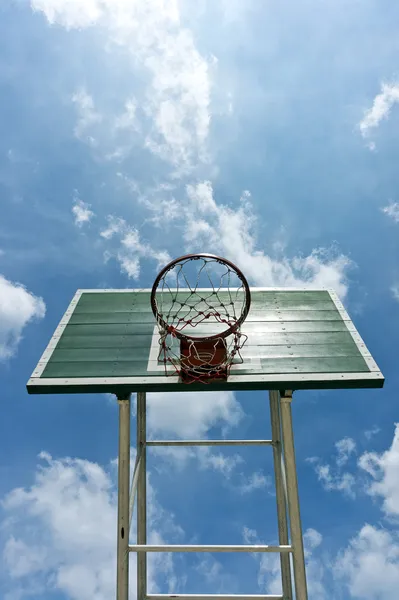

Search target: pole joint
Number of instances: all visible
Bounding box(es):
[117,393,131,404]
[280,390,293,403]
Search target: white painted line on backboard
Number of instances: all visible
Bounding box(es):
[146,326,261,373]
[148,327,163,373]
[31,290,83,378]
[328,291,383,376]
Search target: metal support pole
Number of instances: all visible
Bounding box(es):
[147,595,284,600]
[116,394,131,600]
[129,544,292,553]
[147,595,283,600]
[137,391,147,600]
[147,440,273,447]
[129,447,142,530]
[279,391,308,600]
[269,391,293,599]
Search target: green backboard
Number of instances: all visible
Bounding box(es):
[27,288,384,394]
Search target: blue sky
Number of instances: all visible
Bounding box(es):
[1,0,399,598]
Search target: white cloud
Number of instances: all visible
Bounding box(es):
[33,0,212,173]
[143,29,212,171]
[391,285,399,302]
[114,176,350,296]
[31,0,103,29]
[304,528,323,553]
[181,181,351,297]
[196,447,243,478]
[333,427,399,596]
[195,554,222,585]
[0,275,45,360]
[1,451,181,600]
[70,92,142,161]
[100,215,170,279]
[335,437,357,468]
[236,471,270,494]
[71,89,102,145]
[382,202,399,223]
[313,463,357,499]
[1,452,118,599]
[146,390,259,480]
[151,446,270,489]
[72,193,94,227]
[3,538,48,579]
[307,438,357,499]
[100,216,126,240]
[335,524,399,599]
[358,423,399,518]
[151,445,244,480]
[359,82,399,147]
[147,390,243,439]
[33,2,350,298]
[243,526,326,598]
[114,99,139,132]
[364,426,381,441]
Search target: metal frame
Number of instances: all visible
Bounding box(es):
[146,596,284,600]
[137,391,147,600]
[117,390,308,600]
[116,394,131,600]
[269,391,292,599]
[27,287,384,599]
[28,370,384,394]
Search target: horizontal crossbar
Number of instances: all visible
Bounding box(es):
[146,440,274,447]
[146,595,283,600]
[129,544,292,553]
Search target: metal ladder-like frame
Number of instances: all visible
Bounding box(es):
[116,390,308,600]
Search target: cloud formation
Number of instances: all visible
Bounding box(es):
[1,451,182,600]
[147,390,247,479]
[72,192,94,227]
[335,524,399,599]
[1,452,118,599]
[335,437,357,468]
[101,216,170,278]
[179,182,350,296]
[71,89,103,147]
[30,3,352,297]
[147,390,242,439]
[307,437,357,499]
[0,275,45,360]
[33,0,213,174]
[382,202,399,223]
[359,423,399,518]
[96,179,351,294]
[359,82,399,148]
[243,525,326,598]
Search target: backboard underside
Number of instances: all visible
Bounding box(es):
[27,289,384,394]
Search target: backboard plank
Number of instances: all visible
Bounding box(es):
[49,342,366,363]
[27,288,384,394]
[41,356,371,379]
[68,313,350,332]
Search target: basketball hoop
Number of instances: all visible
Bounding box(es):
[151,253,251,383]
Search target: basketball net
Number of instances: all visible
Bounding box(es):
[151,254,251,383]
